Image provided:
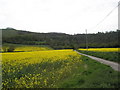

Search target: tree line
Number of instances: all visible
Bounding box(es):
[1,28,119,49]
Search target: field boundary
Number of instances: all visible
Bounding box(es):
[75,50,120,72]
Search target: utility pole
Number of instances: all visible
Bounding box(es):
[118,1,120,30]
[85,29,88,50]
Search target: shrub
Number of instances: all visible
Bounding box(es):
[2,46,8,52]
[2,45,15,52]
[7,46,15,52]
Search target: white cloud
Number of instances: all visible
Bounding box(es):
[0,0,119,34]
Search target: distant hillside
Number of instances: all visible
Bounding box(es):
[1,28,119,49]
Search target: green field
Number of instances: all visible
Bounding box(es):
[2,48,120,88]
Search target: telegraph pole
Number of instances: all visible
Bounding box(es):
[118,1,120,30]
[85,29,88,50]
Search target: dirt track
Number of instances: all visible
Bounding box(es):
[75,50,120,72]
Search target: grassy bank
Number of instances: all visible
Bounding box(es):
[57,56,120,88]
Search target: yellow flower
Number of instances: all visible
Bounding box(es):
[79,48,119,52]
[2,49,82,88]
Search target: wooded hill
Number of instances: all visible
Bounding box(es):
[1,28,119,49]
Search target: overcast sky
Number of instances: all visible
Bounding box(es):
[0,0,119,34]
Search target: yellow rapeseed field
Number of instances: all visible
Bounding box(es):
[2,49,82,88]
[14,46,52,52]
[79,48,119,52]
[1,45,52,52]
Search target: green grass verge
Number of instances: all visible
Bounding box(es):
[56,56,120,88]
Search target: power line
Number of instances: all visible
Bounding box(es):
[91,2,120,30]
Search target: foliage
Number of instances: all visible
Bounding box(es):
[2,45,16,52]
[1,28,119,49]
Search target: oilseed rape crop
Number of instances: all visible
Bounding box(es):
[79,48,119,52]
[14,46,52,52]
[2,50,82,88]
[1,45,52,52]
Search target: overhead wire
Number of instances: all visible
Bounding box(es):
[90,2,120,31]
